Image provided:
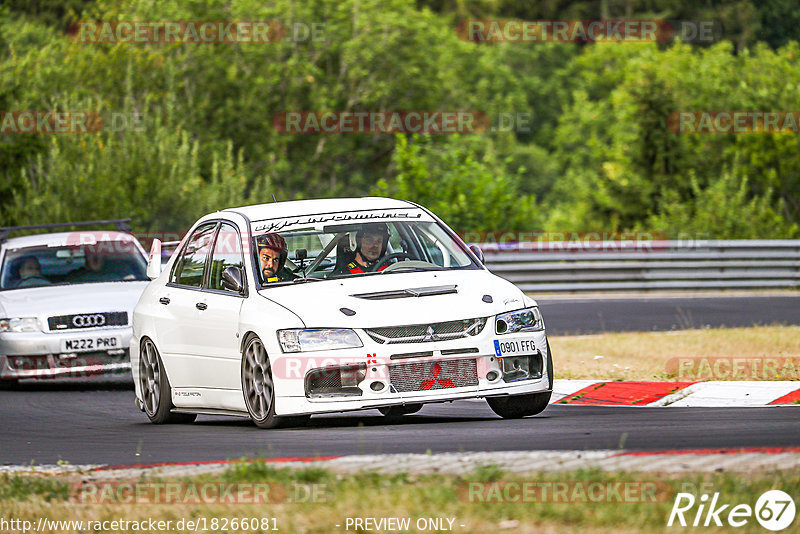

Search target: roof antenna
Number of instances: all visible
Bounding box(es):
[271,193,278,203]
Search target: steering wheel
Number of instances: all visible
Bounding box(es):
[367,252,412,272]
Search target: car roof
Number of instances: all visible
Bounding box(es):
[1,231,137,251]
[221,197,416,222]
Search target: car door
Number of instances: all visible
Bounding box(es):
[190,222,246,391]
[155,221,217,388]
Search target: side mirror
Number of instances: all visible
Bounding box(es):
[221,266,245,293]
[146,239,162,280]
[468,243,484,264]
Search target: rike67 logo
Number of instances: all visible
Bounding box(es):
[668,490,795,531]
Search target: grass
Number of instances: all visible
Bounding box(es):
[550,325,800,381]
[1,463,798,533]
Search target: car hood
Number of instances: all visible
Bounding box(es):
[257,269,533,328]
[0,282,149,323]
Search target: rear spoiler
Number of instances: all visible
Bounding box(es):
[0,218,132,244]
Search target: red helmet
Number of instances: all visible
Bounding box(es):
[256,232,288,272]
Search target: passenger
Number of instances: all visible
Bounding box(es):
[345,222,390,274]
[257,233,290,283]
[67,249,109,282]
[13,256,51,288]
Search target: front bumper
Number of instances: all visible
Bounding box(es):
[0,327,132,380]
[269,329,551,416]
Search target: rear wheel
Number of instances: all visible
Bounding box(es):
[139,338,196,424]
[378,404,423,417]
[241,335,309,429]
[486,339,554,419]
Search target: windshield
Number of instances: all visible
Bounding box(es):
[252,219,479,285]
[0,243,148,290]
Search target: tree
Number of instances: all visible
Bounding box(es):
[373,134,542,232]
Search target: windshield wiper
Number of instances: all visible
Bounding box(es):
[292,276,322,283]
[381,265,444,273]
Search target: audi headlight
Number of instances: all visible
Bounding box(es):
[495,307,543,334]
[0,317,41,333]
[277,329,363,353]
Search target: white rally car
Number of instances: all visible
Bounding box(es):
[0,220,150,383]
[132,198,553,427]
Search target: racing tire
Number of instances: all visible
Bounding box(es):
[139,338,197,424]
[241,335,309,429]
[378,404,423,417]
[486,339,554,419]
[0,378,19,390]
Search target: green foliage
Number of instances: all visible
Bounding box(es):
[373,134,542,231]
[0,474,69,502]
[3,101,269,232]
[646,168,799,239]
[1,0,799,238]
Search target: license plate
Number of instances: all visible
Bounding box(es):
[61,336,121,353]
[494,338,537,357]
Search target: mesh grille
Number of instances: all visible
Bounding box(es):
[366,318,487,344]
[390,358,478,393]
[305,368,342,392]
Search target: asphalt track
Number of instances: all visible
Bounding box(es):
[2,296,799,466]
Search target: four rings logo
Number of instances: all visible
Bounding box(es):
[72,314,106,328]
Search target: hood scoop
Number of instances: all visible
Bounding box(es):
[351,284,458,300]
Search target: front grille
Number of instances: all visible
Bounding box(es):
[47,312,128,331]
[390,358,478,393]
[366,318,487,344]
[8,350,129,373]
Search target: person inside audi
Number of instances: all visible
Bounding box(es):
[256,232,292,283]
[341,222,391,274]
[11,256,51,288]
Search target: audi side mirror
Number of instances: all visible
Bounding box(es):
[221,266,244,293]
[468,243,484,264]
[146,239,162,280]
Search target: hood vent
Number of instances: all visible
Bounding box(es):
[351,284,457,300]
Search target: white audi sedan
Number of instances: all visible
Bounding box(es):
[132,198,553,428]
[0,220,149,383]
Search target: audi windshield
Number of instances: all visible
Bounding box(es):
[251,216,481,285]
[0,243,148,290]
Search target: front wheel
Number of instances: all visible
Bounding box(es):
[0,378,19,390]
[139,338,196,424]
[486,390,551,419]
[486,339,554,419]
[241,335,309,429]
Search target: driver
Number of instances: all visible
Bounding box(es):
[346,222,391,274]
[256,232,290,283]
[13,256,51,288]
